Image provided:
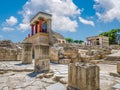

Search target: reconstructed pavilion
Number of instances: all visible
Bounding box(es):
[87,36,109,47]
[23,12,52,72]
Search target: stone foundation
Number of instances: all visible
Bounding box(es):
[34,59,50,72]
[68,62,99,90]
[22,43,32,64]
[105,56,120,61]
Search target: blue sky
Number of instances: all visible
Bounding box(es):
[0,0,120,42]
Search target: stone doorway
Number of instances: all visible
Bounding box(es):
[32,48,35,60]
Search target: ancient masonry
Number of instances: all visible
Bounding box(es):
[68,62,99,90]
[22,43,32,64]
[87,36,109,47]
[23,12,52,72]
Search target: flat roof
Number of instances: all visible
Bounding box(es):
[30,11,52,22]
[87,35,109,39]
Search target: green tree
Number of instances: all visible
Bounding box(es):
[78,40,84,44]
[74,40,79,43]
[65,38,73,43]
[99,29,120,44]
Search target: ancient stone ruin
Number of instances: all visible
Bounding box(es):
[22,43,32,64]
[23,12,52,72]
[68,62,99,90]
[0,11,120,90]
[0,40,22,61]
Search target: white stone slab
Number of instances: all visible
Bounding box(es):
[113,84,120,89]
[46,82,66,90]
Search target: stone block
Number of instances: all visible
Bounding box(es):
[34,59,50,72]
[117,63,120,74]
[68,62,99,90]
[22,43,32,64]
[59,59,71,64]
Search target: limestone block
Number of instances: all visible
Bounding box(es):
[34,59,50,72]
[50,47,59,61]
[34,45,49,60]
[68,62,99,90]
[117,63,120,74]
[22,43,32,64]
[59,59,71,64]
[17,54,22,61]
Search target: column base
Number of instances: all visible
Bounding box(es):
[67,86,79,90]
[34,59,50,72]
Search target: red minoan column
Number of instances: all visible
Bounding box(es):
[28,34,30,38]
[39,19,43,32]
[31,25,34,35]
[35,23,38,34]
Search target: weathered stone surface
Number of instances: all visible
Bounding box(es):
[34,59,50,72]
[59,59,71,64]
[50,47,59,62]
[112,84,120,89]
[46,82,66,90]
[0,47,18,61]
[34,45,50,72]
[0,40,22,61]
[50,45,81,64]
[105,51,120,61]
[68,62,100,90]
[44,73,54,78]
[117,63,120,74]
[22,43,32,64]
[0,61,120,90]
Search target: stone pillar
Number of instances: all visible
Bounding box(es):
[68,62,99,90]
[22,43,32,64]
[31,25,34,35]
[117,63,120,74]
[34,45,50,72]
[39,18,43,32]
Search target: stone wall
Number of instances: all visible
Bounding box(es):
[22,43,32,64]
[68,62,99,90]
[50,45,81,64]
[0,47,18,61]
[0,40,22,61]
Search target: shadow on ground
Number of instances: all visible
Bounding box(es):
[27,72,43,78]
[14,63,32,66]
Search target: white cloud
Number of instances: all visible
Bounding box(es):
[79,17,95,26]
[94,0,120,22]
[19,23,30,32]
[0,35,3,40]
[19,0,81,32]
[6,16,18,26]
[53,15,78,32]
[2,27,14,31]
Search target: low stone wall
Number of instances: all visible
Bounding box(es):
[105,56,120,61]
[0,47,18,61]
[50,46,81,64]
